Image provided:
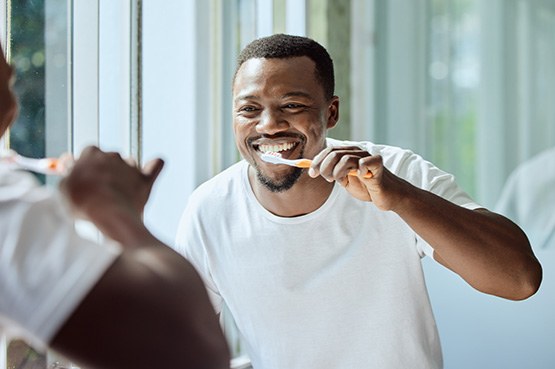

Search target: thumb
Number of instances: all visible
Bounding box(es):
[142,158,165,186]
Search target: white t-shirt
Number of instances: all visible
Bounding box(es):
[175,139,480,369]
[0,165,120,350]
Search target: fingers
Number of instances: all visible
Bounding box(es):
[357,155,382,179]
[57,152,75,175]
[142,158,165,185]
[309,146,374,181]
[122,157,164,193]
[78,145,101,160]
[68,146,164,189]
[125,156,138,167]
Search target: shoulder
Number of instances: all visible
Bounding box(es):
[326,138,474,203]
[326,137,428,173]
[0,165,42,202]
[0,167,70,219]
[186,161,247,210]
[176,161,247,241]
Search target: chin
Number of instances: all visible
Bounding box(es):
[255,167,302,193]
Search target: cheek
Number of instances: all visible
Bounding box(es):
[304,120,327,141]
[233,119,250,140]
[233,122,253,157]
[299,120,328,157]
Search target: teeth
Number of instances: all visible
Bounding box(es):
[259,142,295,153]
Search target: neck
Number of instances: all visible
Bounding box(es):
[248,165,335,217]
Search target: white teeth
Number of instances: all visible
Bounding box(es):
[259,142,295,153]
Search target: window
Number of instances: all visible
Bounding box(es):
[422,1,555,369]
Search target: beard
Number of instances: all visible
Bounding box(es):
[255,165,303,192]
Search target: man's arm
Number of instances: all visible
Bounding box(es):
[391,184,541,300]
[50,236,230,369]
[310,147,542,301]
[51,146,230,369]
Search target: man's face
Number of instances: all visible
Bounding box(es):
[0,49,17,138]
[232,56,338,192]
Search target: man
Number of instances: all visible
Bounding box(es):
[0,44,230,368]
[175,34,541,369]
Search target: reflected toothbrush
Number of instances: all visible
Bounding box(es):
[1,149,71,175]
[260,152,373,178]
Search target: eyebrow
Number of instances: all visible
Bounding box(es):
[282,91,312,99]
[234,94,257,104]
[234,91,313,104]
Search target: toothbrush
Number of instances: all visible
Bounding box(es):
[1,149,70,175]
[260,152,373,178]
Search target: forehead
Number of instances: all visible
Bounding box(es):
[233,56,322,99]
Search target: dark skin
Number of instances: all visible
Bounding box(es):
[0,46,17,135]
[0,44,230,369]
[233,56,542,301]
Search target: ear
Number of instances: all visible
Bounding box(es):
[326,96,339,129]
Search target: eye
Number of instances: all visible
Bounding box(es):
[282,103,306,111]
[237,105,260,115]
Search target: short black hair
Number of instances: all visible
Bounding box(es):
[234,34,335,100]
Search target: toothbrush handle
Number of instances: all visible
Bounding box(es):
[348,169,373,179]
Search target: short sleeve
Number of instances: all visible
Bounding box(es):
[374,144,483,259]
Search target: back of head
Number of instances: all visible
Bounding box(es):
[234,33,335,100]
[0,43,17,137]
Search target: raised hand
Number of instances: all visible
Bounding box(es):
[308,146,409,211]
[60,146,164,245]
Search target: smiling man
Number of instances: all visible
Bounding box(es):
[175,34,542,369]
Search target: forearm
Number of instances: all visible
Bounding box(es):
[77,197,157,249]
[394,183,542,300]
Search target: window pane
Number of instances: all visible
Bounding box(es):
[426,0,480,197]
[6,0,70,367]
[9,0,46,160]
[8,0,69,175]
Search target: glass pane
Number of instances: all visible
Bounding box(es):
[6,0,70,367]
[8,0,70,176]
[426,0,479,197]
[9,0,46,160]
[306,0,352,140]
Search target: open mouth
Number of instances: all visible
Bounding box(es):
[255,141,299,159]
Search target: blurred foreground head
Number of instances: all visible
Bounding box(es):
[0,43,18,138]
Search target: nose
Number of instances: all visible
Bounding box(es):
[256,109,289,135]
